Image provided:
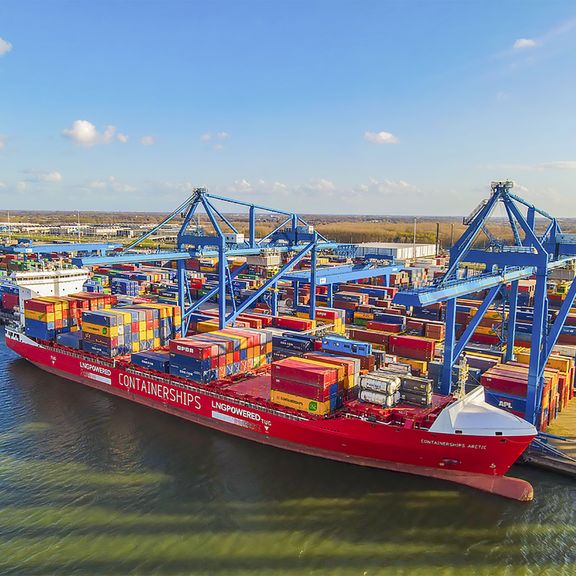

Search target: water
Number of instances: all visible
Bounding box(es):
[0,328,575,576]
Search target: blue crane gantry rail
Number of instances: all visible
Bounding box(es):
[73,188,350,333]
[392,181,576,427]
[3,241,122,255]
[279,262,404,313]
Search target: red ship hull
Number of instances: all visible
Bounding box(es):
[6,330,535,500]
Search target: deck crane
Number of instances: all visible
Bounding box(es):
[393,181,576,426]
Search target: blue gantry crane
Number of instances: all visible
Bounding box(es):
[73,188,360,333]
[394,181,576,425]
[1,239,122,256]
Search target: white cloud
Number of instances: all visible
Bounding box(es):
[304,178,336,192]
[40,170,63,182]
[62,120,127,147]
[513,38,538,50]
[0,134,6,150]
[87,176,137,194]
[16,181,27,191]
[364,131,398,145]
[353,178,418,198]
[0,37,12,56]
[201,131,230,142]
[22,170,63,183]
[0,182,5,188]
[539,160,576,171]
[139,135,155,146]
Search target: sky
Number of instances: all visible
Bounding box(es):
[0,0,575,216]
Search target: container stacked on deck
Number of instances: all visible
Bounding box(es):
[81,309,135,357]
[358,371,433,407]
[482,352,575,429]
[0,283,19,311]
[270,356,346,415]
[24,293,114,341]
[272,333,315,361]
[358,372,401,407]
[80,302,181,358]
[168,328,272,383]
[24,297,77,340]
[320,335,376,371]
[111,278,140,296]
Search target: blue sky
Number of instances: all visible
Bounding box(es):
[0,1,575,215]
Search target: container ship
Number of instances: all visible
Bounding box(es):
[4,286,537,501]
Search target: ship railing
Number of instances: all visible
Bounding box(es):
[124,365,310,422]
[47,342,309,423]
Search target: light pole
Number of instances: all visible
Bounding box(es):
[412,217,417,261]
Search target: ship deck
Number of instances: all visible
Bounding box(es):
[42,338,451,429]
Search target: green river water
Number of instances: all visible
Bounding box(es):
[0,328,575,576]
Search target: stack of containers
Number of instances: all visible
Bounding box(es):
[481,362,555,429]
[398,374,434,406]
[111,278,140,296]
[83,280,104,293]
[358,372,401,407]
[270,356,344,415]
[69,292,115,310]
[169,328,272,383]
[23,296,89,340]
[81,309,134,357]
[321,335,376,371]
[272,334,314,360]
[116,307,156,352]
[0,283,19,312]
[24,297,68,340]
[295,308,346,334]
[303,352,360,396]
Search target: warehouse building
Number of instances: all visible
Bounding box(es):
[355,242,437,260]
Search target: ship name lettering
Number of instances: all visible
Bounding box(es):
[421,439,487,450]
[80,362,111,376]
[118,374,201,409]
[211,401,262,422]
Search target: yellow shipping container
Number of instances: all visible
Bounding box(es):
[25,309,55,323]
[82,322,119,337]
[270,390,331,416]
[471,309,506,320]
[515,351,572,376]
[396,357,428,375]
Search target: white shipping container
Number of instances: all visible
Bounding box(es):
[359,390,401,407]
[359,374,401,394]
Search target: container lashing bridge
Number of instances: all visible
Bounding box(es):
[393,181,576,426]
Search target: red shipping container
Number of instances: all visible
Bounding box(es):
[388,335,435,362]
[366,321,402,333]
[333,300,358,311]
[271,358,338,387]
[24,299,55,312]
[303,353,357,378]
[274,316,314,331]
[314,308,342,321]
[169,338,221,359]
[348,328,389,346]
[271,377,337,401]
[2,293,19,310]
[242,312,273,327]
